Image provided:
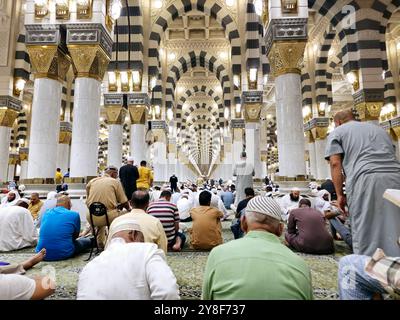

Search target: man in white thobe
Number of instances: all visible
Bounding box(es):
[0,190,21,209]
[233,152,255,206]
[77,218,179,300]
[0,198,38,251]
[279,188,303,219]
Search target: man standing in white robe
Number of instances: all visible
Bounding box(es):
[0,198,38,251]
[233,152,255,206]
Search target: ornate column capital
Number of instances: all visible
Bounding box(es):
[0,96,22,127]
[8,153,19,165]
[265,18,308,77]
[388,116,400,139]
[150,120,167,142]
[25,25,71,82]
[59,121,72,144]
[354,102,383,122]
[66,24,113,81]
[104,93,125,125]
[127,93,150,125]
[19,147,29,161]
[242,91,263,123]
[304,117,330,140]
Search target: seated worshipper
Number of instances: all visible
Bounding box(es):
[150,185,162,203]
[189,191,223,250]
[147,190,186,252]
[171,188,181,205]
[36,196,93,261]
[265,186,274,197]
[28,193,43,221]
[220,185,234,210]
[177,193,193,222]
[338,248,400,300]
[231,187,256,240]
[279,188,303,219]
[321,178,336,200]
[314,189,332,214]
[202,196,313,300]
[136,161,154,190]
[0,190,21,208]
[112,190,167,253]
[0,198,38,251]
[77,218,180,300]
[36,191,62,228]
[86,166,130,247]
[285,199,334,254]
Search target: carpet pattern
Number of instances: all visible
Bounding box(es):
[0,220,351,300]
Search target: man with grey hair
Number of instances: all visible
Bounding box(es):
[202,196,313,300]
[86,166,130,248]
[233,151,255,206]
[77,217,179,300]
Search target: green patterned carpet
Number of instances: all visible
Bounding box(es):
[0,219,351,300]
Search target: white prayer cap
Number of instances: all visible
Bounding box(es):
[127,156,134,162]
[47,191,57,200]
[246,196,283,222]
[19,198,30,205]
[291,187,300,192]
[105,218,142,249]
[317,189,330,197]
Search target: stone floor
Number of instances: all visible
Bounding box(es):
[0,219,351,300]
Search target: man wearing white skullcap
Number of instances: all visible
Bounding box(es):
[77,218,179,300]
[278,187,303,219]
[202,196,313,300]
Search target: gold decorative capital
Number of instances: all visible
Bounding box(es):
[0,108,19,127]
[305,130,314,143]
[233,127,243,141]
[59,131,72,144]
[311,126,329,140]
[128,105,147,124]
[68,45,110,81]
[8,154,19,165]
[244,103,262,122]
[19,151,29,161]
[153,129,166,143]
[105,106,126,125]
[267,40,306,77]
[27,45,71,82]
[354,102,383,121]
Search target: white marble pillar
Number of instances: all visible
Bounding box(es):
[232,128,243,164]
[108,124,123,167]
[130,124,146,165]
[20,161,28,180]
[0,127,11,182]
[308,142,317,179]
[28,78,62,178]
[7,163,15,182]
[70,78,101,177]
[275,74,306,177]
[245,122,263,179]
[223,151,233,180]
[315,139,330,180]
[57,144,70,174]
[153,141,167,182]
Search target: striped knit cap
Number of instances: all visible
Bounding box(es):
[246,196,283,221]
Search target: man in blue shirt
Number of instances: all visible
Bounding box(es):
[36,195,92,261]
[220,186,234,210]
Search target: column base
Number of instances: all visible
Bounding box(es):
[65,176,98,184]
[274,175,308,182]
[20,178,55,184]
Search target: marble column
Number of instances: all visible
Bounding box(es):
[308,141,317,179]
[56,122,72,175]
[153,128,167,182]
[231,120,245,164]
[167,138,177,178]
[67,30,112,178]
[104,95,126,168]
[0,126,12,183]
[274,74,306,178]
[223,137,233,180]
[127,94,149,166]
[266,17,307,179]
[314,138,330,180]
[7,154,18,182]
[69,78,101,177]
[245,122,263,179]
[19,148,29,180]
[25,42,70,179]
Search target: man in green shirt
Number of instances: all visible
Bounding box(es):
[202,196,313,300]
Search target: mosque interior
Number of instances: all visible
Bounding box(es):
[0,0,400,300]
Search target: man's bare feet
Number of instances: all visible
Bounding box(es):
[22,248,46,271]
[172,237,182,252]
